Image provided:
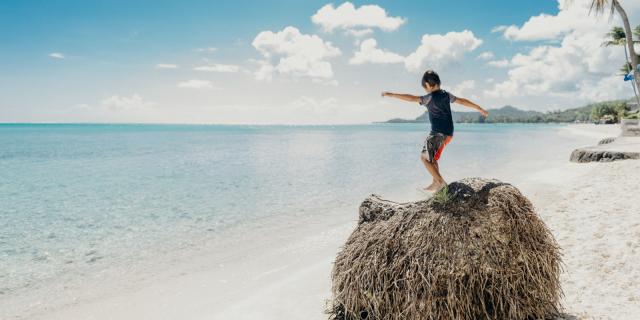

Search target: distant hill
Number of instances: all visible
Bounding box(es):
[386,105,595,124]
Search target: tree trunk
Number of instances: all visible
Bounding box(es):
[614,0,640,99]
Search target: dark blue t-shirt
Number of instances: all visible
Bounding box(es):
[419,89,456,136]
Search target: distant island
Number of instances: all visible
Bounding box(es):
[385,100,637,124]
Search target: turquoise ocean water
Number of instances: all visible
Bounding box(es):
[0,123,594,296]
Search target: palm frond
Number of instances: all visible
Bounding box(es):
[602,40,621,47]
[620,62,632,75]
[607,26,626,40]
[602,27,627,47]
[589,0,615,16]
[618,56,640,75]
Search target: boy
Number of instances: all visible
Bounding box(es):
[382,70,488,192]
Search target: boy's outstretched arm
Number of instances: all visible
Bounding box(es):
[454,97,489,117]
[381,92,421,103]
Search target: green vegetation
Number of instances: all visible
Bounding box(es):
[590,101,629,122]
[625,112,640,120]
[602,26,640,75]
[386,100,635,124]
[431,185,451,205]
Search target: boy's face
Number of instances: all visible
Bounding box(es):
[422,83,437,93]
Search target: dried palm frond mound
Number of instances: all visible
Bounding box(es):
[328,178,562,320]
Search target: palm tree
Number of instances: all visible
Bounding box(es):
[602,27,640,74]
[602,26,629,47]
[590,0,640,96]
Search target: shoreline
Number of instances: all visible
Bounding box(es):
[3,123,638,320]
[1,202,358,319]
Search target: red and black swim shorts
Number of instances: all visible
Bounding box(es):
[421,132,453,163]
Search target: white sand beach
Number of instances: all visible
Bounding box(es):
[522,125,640,319]
[5,124,640,320]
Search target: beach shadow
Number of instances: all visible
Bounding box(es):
[555,313,579,320]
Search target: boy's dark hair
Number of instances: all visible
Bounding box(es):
[421,70,441,87]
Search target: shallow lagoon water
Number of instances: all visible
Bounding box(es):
[0,123,595,295]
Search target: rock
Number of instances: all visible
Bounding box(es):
[569,149,640,163]
[621,119,640,137]
[328,178,562,320]
[597,137,616,145]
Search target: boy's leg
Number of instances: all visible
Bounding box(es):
[420,134,451,191]
[420,134,450,192]
[429,162,447,191]
[420,141,437,189]
[420,154,445,190]
[422,158,445,191]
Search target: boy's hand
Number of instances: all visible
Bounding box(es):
[380,92,421,103]
[480,109,489,118]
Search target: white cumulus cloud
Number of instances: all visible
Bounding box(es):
[484,0,638,105]
[101,94,155,111]
[487,59,510,68]
[451,80,476,97]
[349,38,404,65]
[311,2,405,33]
[49,52,65,59]
[196,47,217,53]
[252,26,341,81]
[492,0,640,42]
[477,51,495,60]
[345,28,374,37]
[404,30,483,72]
[346,31,482,71]
[177,80,215,89]
[155,63,179,69]
[194,64,240,73]
[491,25,509,34]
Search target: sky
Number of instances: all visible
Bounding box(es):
[1,0,640,124]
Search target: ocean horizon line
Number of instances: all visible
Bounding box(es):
[0,121,571,127]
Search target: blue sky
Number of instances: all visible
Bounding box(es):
[1,0,638,124]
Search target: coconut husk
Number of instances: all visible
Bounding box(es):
[328,178,562,320]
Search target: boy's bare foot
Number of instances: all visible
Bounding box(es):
[423,182,437,191]
[426,180,447,192]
